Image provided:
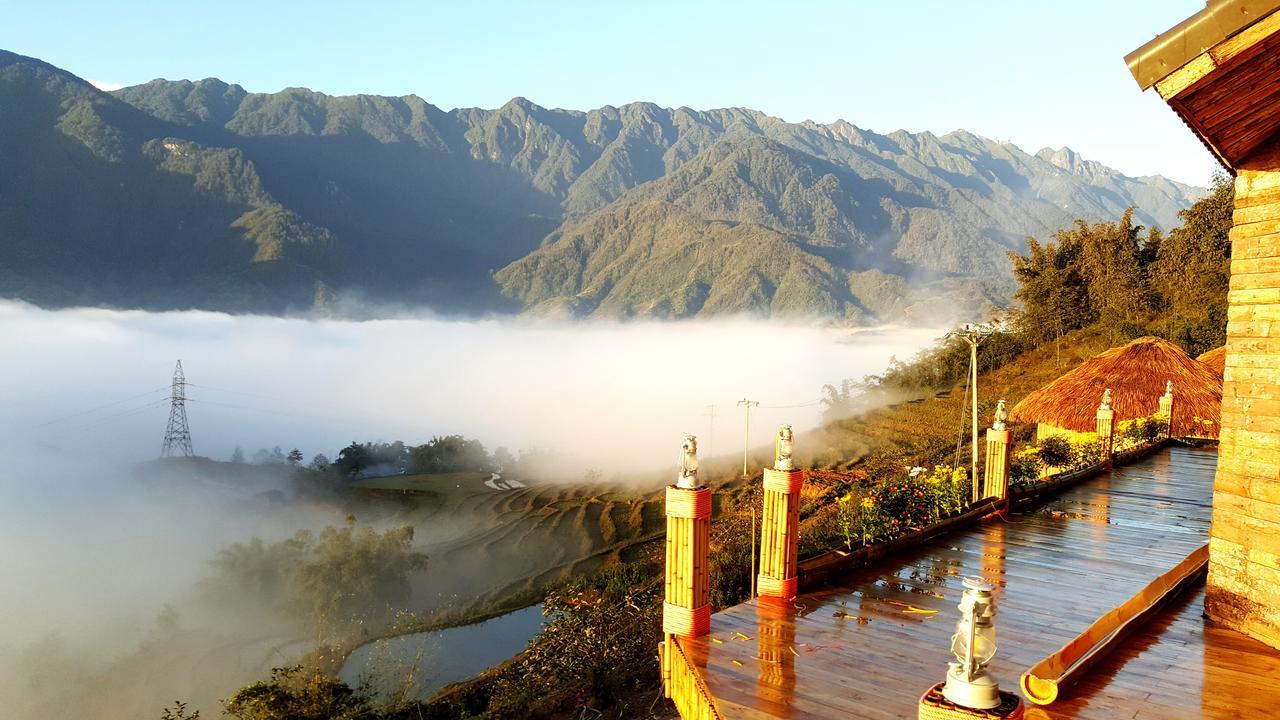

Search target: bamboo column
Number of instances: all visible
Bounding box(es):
[662,435,712,704]
[757,425,804,604]
[983,400,1011,504]
[664,434,712,640]
[1158,380,1174,439]
[1097,389,1115,469]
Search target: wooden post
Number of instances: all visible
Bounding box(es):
[983,428,1011,503]
[983,399,1011,504]
[663,484,712,639]
[757,466,804,604]
[757,425,802,605]
[1158,380,1174,439]
[662,435,712,706]
[1097,389,1115,469]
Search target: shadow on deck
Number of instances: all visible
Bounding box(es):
[676,446,1280,719]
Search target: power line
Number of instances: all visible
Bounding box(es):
[186,383,295,406]
[63,398,171,434]
[758,398,823,409]
[186,383,348,417]
[33,387,168,428]
[186,397,297,417]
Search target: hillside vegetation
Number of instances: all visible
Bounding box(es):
[1,49,1202,320]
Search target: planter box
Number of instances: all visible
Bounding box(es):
[797,439,1170,591]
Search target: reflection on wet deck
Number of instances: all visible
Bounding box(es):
[681,446,1280,718]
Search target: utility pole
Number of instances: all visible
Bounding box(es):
[161,360,194,458]
[704,404,717,460]
[946,325,992,501]
[737,398,759,478]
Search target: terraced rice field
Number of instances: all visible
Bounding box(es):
[351,470,673,617]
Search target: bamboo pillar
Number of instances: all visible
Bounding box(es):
[662,435,712,703]
[757,426,803,604]
[1097,389,1115,469]
[983,400,1011,503]
[983,431,1011,502]
[1158,380,1174,439]
[663,491,712,637]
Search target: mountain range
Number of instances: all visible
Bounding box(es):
[0,50,1203,322]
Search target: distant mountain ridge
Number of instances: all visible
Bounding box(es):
[0,50,1203,321]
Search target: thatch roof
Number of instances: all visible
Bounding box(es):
[1198,346,1226,379]
[1011,336,1222,438]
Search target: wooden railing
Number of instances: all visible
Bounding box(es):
[661,635,724,720]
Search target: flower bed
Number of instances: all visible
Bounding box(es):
[797,438,1171,592]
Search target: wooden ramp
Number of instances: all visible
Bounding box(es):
[678,446,1280,719]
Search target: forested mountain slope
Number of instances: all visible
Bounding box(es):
[0,50,1203,320]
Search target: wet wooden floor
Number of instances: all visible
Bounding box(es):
[682,446,1280,719]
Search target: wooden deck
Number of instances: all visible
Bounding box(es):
[679,446,1280,719]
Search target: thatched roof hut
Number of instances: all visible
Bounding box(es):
[1011,336,1222,439]
[1198,346,1226,379]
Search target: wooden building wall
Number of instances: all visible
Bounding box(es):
[1206,144,1280,650]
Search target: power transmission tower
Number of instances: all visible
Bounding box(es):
[737,398,759,478]
[161,360,194,458]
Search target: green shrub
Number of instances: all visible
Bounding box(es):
[1035,436,1073,468]
[1009,447,1043,488]
[870,473,934,532]
[1117,415,1168,452]
[224,666,375,720]
[1070,437,1105,469]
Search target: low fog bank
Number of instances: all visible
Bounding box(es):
[0,300,943,473]
[0,447,355,719]
[0,300,944,718]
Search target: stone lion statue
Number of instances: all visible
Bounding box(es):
[775,425,794,471]
[1101,388,1113,410]
[677,434,699,488]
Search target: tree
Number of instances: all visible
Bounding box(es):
[1149,174,1233,354]
[334,442,372,476]
[1076,209,1154,341]
[493,446,516,471]
[286,448,303,466]
[205,521,427,633]
[409,435,490,474]
[1009,229,1092,353]
[231,446,245,464]
[309,454,330,471]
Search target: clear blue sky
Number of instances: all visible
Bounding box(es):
[7,1,1218,185]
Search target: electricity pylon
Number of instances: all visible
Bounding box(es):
[161,360,194,458]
